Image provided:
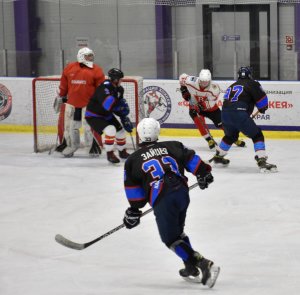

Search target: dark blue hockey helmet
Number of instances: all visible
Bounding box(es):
[238,66,252,79]
[108,68,124,81]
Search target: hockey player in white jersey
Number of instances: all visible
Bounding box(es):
[179,69,245,149]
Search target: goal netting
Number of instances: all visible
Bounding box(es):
[32,76,144,152]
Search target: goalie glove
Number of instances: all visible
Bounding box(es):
[121,116,133,133]
[196,163,214,190]
[53,95,67,113]
[123,207,142,229]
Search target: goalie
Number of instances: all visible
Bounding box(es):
[179,69,245,149]
[53,47,105,157]
[85,68,133,164]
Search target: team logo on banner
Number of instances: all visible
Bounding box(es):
[0,83,12,121]
[143,86,171,124]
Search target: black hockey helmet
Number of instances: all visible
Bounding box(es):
[108,68,124,81]
[237,66,252,79]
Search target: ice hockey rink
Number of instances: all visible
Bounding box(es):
[0,133,299,295]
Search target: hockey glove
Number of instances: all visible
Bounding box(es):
[121,116,133,133]
[113,98,130,117]
[189,108,199,118]
[180,86,191,101]
[259,106,268,114]
[196,163,214,190]
[123,207,142,229]
[197,172,214,190]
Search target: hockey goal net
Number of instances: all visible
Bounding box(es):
[32,76,144,152]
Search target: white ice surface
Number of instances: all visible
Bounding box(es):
[0,133,299,295]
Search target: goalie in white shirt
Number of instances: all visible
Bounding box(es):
[179,69,245,149]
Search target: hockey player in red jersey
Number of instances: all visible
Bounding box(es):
[85,68,133,164]
[53,47,105,157]
[179,69,245,149]
[122,118,220,288]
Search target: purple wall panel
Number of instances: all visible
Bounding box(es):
[155,5,173,78]
[295,4,300,80]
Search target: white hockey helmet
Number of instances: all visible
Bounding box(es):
[199,69,211,87]
[77,47,94,68]
[137,118,160,143]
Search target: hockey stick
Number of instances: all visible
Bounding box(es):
[130,132,137,151]
[251,109,260,119]
[48,134,59,155]
[55,182,199,250]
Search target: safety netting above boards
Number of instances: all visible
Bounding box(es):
[5,0,300,6]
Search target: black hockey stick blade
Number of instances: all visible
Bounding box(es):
[55,183,198,250]
[55,222,126,250]
[55,234,85,250]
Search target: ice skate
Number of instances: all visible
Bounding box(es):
[179,261,200,278]
[179,260,202,284]
[107,151,120,164]
[118,149,130,159]
[209,151,230,165]
[180,253,220,288]
[255,156,278,173]
[234,139,246,147]
[197,257,220,288]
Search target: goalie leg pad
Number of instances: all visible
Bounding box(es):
[82,113,93,148]
[62,105,82,157]
[103,125,116,152]
[63,104,75,147]
[70,121,81,148]
[62,120,81,157]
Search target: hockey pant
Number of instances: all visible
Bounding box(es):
[85,116,126,153]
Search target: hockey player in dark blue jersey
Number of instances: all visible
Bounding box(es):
[122,117,220,288]
[85,68,133,164]
[210,66,277,173]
